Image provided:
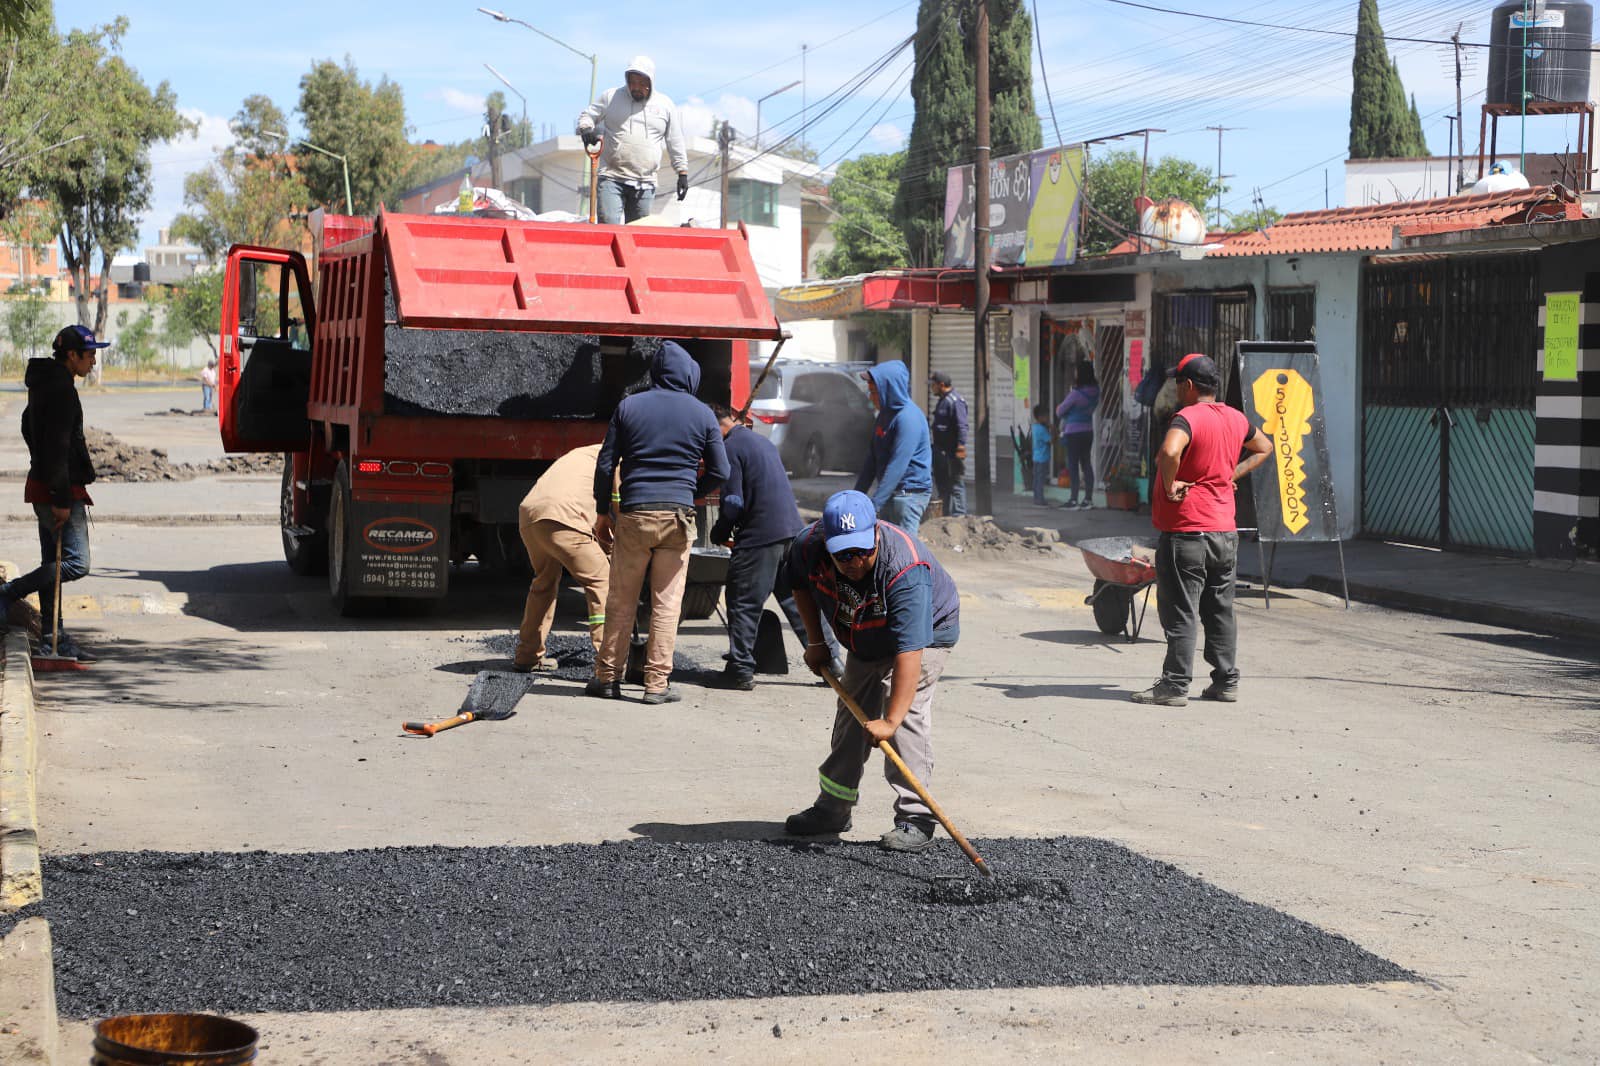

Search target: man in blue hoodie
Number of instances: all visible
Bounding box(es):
[854,361,934,536]
[588,341,728,704]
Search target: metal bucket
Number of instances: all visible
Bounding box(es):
[92,1013,258,1065]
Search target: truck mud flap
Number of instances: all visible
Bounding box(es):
[344,498,451,599]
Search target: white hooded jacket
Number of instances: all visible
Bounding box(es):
[575,55,688,186]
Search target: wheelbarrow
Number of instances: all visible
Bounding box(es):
[1078,536,1157,642]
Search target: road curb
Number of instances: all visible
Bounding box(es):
[1300,573,1600,642]
[1,587,55,1064]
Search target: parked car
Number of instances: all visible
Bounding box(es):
[746,359,876,479]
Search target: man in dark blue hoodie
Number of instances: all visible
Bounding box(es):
[0,326,106,662]
[707,404,842,690]
[588,341,728,704]
[854,361,933,536]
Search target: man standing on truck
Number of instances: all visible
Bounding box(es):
[928,371,968,518]
[854,361,934,536]
[0,325,106,662]
[576,56,689,225]
[588,341,728,704]
[1131,353,1272,708]
[707,404,842,690]
[782,490,961,853]
[512,443,612,672]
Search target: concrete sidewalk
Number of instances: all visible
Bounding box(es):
[789,475,1600,642]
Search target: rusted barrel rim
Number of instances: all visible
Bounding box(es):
[93,1012,258,1061]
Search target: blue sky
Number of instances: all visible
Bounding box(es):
[58,0,1578,252]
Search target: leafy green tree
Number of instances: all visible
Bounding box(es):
[1226,204,1284,232]
[230,94,288,159]
[296,57,408,213]
[894,0,1041,266]
[1082,149,1221,254]
[168,270,224,357]
[0,4,76,217]
[157,294,192,362]
[113,306,158,376]
[817,152,909,277]
[171,96,309,260]
[0,196,56,289]
[1349,0,1428,158]
[35,19,190,336]
[4,289,53,372]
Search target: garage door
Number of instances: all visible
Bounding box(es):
[928,311,1013,482]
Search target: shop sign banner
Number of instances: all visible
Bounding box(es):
[1237,341,1340,543]
[943,144,1085,269]
[1543,291,1580,381]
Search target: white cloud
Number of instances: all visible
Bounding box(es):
[679,93,759,142]
[867,123,905,151]
[141,107,232,250]
[436,87,485,116]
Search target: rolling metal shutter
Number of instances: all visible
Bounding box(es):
[928,311,1013,481]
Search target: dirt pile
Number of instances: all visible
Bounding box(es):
[86,428,280,482]
[916,515,1058,562]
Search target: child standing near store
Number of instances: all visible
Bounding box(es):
[1030,404,1052,506]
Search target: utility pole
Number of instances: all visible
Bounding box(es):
[1206,125,1238,229]
[973,0,992,515]
[487,103,506,190]
[1452,22,1466,190]
[718,120,734,227]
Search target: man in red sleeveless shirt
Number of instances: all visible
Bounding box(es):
[1132,354,1271,707]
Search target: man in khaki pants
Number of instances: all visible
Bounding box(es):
[587,341,728,704]
[513,443,611,672]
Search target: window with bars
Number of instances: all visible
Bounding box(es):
[1267,288,1316,342]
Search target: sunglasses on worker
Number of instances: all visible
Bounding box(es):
[831,547,872,563]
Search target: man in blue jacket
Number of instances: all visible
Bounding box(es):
[929,371,968,517]
[854,361,933,536]
[783,490,961,853]
[588,341,728,704]
[708,405,842,690]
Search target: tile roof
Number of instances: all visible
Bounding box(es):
[1103,230,1237,256]
[1207,186,1583,257]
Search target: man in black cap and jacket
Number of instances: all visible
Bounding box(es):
[929,371,968,517]
[0,325,106,661]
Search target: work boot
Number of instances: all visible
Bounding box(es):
[1199,682,1238,703]
[584,678,621,700]
[1130,681,1187,707]
[641,685,682,705]
[784,804,852,836]
[878,821,935,853]
[708,668,754,691]
[512,656,555,674]
[50,633,96,663]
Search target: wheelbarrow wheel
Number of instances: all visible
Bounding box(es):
[1091,580,1132,635]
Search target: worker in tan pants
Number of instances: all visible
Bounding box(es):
[513,443,611,671]
[593,507,693,697]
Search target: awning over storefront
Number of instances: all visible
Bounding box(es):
[775,271,1020,320]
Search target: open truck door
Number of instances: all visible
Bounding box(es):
[219,245,316,453]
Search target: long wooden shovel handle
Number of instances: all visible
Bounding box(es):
[821,668,991,878]
[402,712,476,737]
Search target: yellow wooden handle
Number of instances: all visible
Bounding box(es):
[402,712,475,737]
[820,669,991,878]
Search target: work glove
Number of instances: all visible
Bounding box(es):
[676,172,689,201]
[579,127,600,147]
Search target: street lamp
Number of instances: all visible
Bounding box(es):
[755,80,800,149]
[483,62,528,135]
[477,7,597,107]
[264,130,353,214]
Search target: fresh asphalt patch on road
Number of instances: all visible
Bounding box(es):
[39,836,1410,1017]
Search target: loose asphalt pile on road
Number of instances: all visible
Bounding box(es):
[917,515,1059,562]
[36,836,1410,1017]
[86,428,280,482]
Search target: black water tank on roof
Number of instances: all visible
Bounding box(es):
[1487,1,1593,106]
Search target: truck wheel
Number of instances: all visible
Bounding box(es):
[327,461,375,617]
[680,582,722,621]
[798,436,823,479]
[1091,580,1131,636]
[281,455,327,576]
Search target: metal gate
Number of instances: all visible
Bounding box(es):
[1360,254,1539,553]
[1152,290,1255,398]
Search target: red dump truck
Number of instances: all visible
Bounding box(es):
[218,211,782,615]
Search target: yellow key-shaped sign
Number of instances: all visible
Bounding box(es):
[1251,369,1315,534]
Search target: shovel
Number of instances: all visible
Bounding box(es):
[819,667,990,879]
[403,670,528,737]
[586,138,602,224]
[31,530,86,674]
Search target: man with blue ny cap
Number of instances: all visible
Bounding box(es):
[782,490,960,853]
[0,325,106,661]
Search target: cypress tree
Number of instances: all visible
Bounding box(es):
[1349,0,1429,158]
[894,0,1042,267]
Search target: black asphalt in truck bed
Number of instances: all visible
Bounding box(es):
[41,836,1411,1017]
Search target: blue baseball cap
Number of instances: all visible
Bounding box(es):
[52,324,109,352]
[822,490,877,554]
